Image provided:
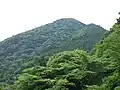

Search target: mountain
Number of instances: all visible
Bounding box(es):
[0,18,106,85]
[8,22,120,90]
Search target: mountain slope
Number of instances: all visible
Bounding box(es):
[0,18,106,85]
[9,22,120,90]
[84,24,120,90]
[92,24,120,68]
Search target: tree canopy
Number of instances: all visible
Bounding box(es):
[0,18,106,85]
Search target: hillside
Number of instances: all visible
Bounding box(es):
[0,18,106,85]
[86,23,120,89]
[5,16,120,90]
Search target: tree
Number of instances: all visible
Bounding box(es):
[117,12,120,24]
[11,50,97,90]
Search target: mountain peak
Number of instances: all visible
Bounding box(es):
[53,18,85,25]
[47,18,86,30]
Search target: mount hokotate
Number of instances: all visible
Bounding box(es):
[0,18,108,89]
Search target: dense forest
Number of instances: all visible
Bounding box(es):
[1,14,120,90]
[0,18,106,87]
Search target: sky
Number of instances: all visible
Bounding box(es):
[0,0,120,41]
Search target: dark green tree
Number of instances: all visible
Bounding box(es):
[117,12,120,24]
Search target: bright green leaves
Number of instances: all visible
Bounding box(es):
[12,50,97,90]
[89,24,120,90]
[92,24,120,68]
[47,50,88,68]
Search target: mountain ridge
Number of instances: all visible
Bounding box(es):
[0,18,107,85]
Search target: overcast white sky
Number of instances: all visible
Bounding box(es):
[0,0,120,41]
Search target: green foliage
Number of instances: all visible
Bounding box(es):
[0,18,106,85]
[92,24,120,68]
[2,16,120,90]
[114,86,120,90]
[10,50,98,90]
[11,48,116,90]
[89,24,120,90]
[1,15,120,90]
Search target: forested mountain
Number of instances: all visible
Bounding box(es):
[0,18,106,86]
[2,14,120,90]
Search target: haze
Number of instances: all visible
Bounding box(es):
[0,0,119,41]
